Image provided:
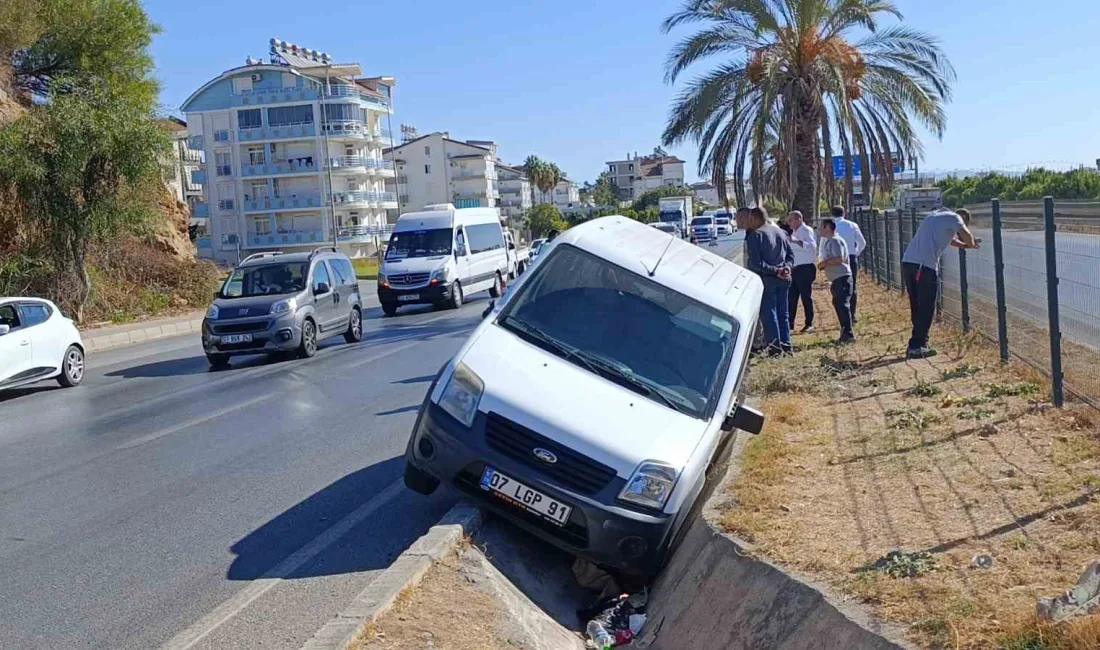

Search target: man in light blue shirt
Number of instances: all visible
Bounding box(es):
[902,208,980,358]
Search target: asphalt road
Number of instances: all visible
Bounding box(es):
[0,233,744,650]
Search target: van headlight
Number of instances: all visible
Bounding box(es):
[206,304,219,320]
[430,267,449,283]
[269,297,298,315]
[437,362,484,427]
[618,462,678,510]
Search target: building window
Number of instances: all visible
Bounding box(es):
[215,152,232,176]
[217,183,235,211]
[609,165,615,173]
[282,73,297,89]
[251,218,271,235]
[323,103,363,123]
[238,109,262,129]
[266,104,314,126]
[425,164,431,174]
[232,77,253,94]
[247,146,265,165]
[628,164,634,171]
[424,146,430,156]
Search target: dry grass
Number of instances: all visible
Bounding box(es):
[722,279,1100,649]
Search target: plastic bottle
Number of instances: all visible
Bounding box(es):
[586,620,614,649]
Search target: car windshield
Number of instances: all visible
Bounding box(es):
[221,262,308,298]
[715,217,730,225]
[691,217,713,226]
[498,244,737,419]
[386,228,452,260]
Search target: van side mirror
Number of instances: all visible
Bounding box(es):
[481,300,495,319]
[722,403,765,435]
[0,324,9,336]
[314,282,330,295]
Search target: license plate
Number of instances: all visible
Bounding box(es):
[397,293,419,302]
[221,333,252,344]
[479,467,571,526]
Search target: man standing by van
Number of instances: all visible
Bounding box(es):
[831,206,866,322]
[902,208,980,359]
[786,210,817,333]
[745,206,794,354]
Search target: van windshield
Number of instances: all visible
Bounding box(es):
[715,217,730,225]
[386,228,452,260]
[221,262,308,298]
[691,217,713,226]
[498,245,737,419]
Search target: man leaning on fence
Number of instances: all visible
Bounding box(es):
[832,206,867,322]
[902,207,981,359]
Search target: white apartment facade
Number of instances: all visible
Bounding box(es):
[388,133,498,214]
[496,164,531,221]
[531,178,580,209]
[605,150,686,200]
[181,39,397,264]
[161,117,204,212]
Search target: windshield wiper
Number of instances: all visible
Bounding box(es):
[571,350,686,413]
[501,317,602,376]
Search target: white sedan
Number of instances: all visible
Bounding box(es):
[0,297,86,391]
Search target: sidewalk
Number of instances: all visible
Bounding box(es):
[81,311,205,353]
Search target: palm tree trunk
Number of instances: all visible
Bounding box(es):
[791,96,820,218]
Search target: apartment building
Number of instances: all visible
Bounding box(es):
[160,117,204,211]
[531,178,580,209]
[496,164,531,221]
[605,150,686,200]
[180,39,396,264]
[386,133,498,214]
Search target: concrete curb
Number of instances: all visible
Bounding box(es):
[299,502,483,650]
[82,314,205,353]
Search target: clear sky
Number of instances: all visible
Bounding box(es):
[147,0,1100,184]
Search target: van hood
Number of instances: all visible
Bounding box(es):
[458,323,709,478]
[382,255,448,275]
[212,294,295,317]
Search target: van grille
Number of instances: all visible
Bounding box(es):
[484,412,616,495]
[213,321,270,334]
[390,272,430,287]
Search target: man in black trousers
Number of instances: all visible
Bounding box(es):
[831,206,866,322]
[785,210,817,332]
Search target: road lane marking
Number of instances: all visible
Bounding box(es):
[160,479,406,650]
[115,394,276,451]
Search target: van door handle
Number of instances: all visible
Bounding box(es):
[20,339,29,346]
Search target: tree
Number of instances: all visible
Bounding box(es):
[590,171,619,207]
[0,83,169,320]
[632,186,690,212]
[526,204,566,237]
[660,0,955,218]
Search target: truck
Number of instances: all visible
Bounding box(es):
[896,186,944,213]
[503,228,531,280]
[658,195,694,239]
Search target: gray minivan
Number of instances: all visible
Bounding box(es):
[201,247,363,367]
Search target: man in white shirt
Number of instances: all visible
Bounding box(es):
[785,211,817,332]
[831,206,867,322]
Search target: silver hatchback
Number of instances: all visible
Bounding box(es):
[201,248,363,367]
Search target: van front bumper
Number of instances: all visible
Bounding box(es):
[201,313,302,356]
[404,401,681,575]
[377,283,451,307]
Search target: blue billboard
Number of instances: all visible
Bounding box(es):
[832,155,903,179]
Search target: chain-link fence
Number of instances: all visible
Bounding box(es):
[854,199,1100,411]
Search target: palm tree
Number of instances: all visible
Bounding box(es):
[543,162,563,204]
[660,0,954,216]
[523,155,548,204]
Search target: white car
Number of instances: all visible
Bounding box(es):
[0,297,85,391]
[403,216,765,578]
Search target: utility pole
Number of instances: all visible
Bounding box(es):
[320,65,338,249]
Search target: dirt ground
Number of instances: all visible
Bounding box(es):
[352,543,584,650]
[724,278,1100,650]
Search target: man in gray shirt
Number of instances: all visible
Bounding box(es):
[817,218,854,343]
[901,208,980,358]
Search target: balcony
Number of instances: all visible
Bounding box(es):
[231,87,321,108]
[191,169,207,184]
[499,199,526,208]
[238,123,317,142]
[241,160,318,177]
[452,172,490,181]
[322,120,370,140]
[192,202,210,218]
[337,224,394,243]
[242,194,323,213]
[329,191,398,207]
[323,86,391,111]
[246,230,325,248]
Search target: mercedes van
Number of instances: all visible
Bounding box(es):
[378,204,509,316]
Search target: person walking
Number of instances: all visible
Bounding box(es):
[831,206,867,322]
[902,208,980,359]
[745,206,794,355]
[817,218,855,344]
[786,210,817,333]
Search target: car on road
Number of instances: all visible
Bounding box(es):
[529,238,548,262]
[714,213,733,236]
[689,215,716,244]
[378,204,509,317]
[651,222,680,237]
[201,247,363,367]
[403,216,765,578]
[0,297,85,391]
[503,229,530,279]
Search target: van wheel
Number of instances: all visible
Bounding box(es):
[404,463,439,495]
[449,281,463,309]
[488,273,503,298]
[298,319,318,358]
[382,303,398,317]
[344,307,362,343]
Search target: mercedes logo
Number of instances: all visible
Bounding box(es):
[533,448,558,464]
[403,275,412,284]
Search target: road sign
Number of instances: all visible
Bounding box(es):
[832,155,903,179]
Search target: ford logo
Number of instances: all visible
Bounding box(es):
[533,448,558,464]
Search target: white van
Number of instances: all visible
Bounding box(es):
[402,216,765,578]
[378,204,509,316]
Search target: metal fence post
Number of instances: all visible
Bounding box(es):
[884,211,893,288]
[958,247,970,332]
[991,198,1010,362]
[1042,196,1065,407]
[871,210,880,284]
